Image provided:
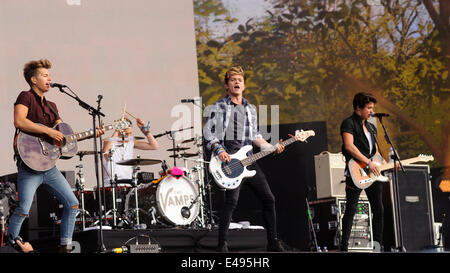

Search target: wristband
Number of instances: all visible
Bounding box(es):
[366,161,371,169]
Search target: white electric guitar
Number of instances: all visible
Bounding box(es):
[209,130,315,190]
[348,154,434,189]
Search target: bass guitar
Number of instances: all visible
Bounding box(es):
[348,154,434,189]
[209,129,315,190]
[15,119,131,172]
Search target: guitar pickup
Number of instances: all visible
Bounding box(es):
[215,171,222,180]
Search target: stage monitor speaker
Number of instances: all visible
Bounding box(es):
[388,164,435,251]
[314,152,366,199]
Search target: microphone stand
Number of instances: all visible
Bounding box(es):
[153,126,194,166]
[57,86,107,252]
[377,116,406,252]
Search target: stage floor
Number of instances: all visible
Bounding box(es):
[31,227,268,253]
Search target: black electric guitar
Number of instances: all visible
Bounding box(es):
[14,119,131,172]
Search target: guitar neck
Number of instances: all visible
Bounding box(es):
[241,137,297,166]
[379,157,423,172]
[65,124,115,142]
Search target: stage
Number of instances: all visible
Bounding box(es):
[30,227,269,253]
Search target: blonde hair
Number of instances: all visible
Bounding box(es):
[224,66,246,84]
[23,59,52,86]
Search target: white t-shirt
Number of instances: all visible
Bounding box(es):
[365,131,373,155]
[102,140,135,186]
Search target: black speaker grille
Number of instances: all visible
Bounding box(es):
[392,165,434,251]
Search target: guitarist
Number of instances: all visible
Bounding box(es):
[340,92,387,252]
[10,59,104,253]
[203,66,285,252]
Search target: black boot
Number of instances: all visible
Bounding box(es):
[339,242,348,252]
[267,238,286,252]
[216,241,229,252]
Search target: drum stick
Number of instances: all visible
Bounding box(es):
[125,110,138,120]
[121,103,127,119]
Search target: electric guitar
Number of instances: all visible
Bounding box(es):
[348,154,434,189]
[15,119,132,172]
[209,129,315,190]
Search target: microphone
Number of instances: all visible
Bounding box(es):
[371,112,390,118]
[50,82,67,88]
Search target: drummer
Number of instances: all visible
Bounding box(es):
[102,117,159,186]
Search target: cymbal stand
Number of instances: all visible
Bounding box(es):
[182,156,210,228]
[183,157,193,180]
[192,164,206,228]
[75,162,91,230]
[131,158,141,226]
[108,149,118,227]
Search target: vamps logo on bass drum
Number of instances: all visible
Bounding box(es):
[155,175,200,225]
[159,187,194,212]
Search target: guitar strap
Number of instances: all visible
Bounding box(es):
[46,100,60,123]
[366,122,380,158]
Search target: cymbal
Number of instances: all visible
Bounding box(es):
[116,158,162,166]
[181,138,195,143]
[181,137,203,145]
[169,153,200,158]
[180,153,199,158]
[166,147,190,152]
[77,151,97,156]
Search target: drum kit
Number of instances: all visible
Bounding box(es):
[63,134,211,231]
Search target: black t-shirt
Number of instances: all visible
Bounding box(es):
[340,112,378,163]
[224,103,246,154]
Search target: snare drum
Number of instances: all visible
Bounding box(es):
[125,175,200,226]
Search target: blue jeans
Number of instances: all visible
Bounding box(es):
[8,161,79,246]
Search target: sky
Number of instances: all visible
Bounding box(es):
[210,0,273,37]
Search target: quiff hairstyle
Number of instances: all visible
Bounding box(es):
[23,59,52,87]
[224,66,246,85]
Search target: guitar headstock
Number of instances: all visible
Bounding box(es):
[417,154,434,162]
[294,129,315,142]
[113,118,132,131]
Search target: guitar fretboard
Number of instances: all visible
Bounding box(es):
[241,137,297,166]
[65,124,115,142]
[379,156,431,172]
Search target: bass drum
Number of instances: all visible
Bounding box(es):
[125,175,200,226]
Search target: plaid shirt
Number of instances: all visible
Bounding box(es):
[203,95,262,156]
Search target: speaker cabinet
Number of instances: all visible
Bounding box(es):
[387,164,435,251]
[314,152,366,199]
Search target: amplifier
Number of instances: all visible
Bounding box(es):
[314,152,366,199]
[309,198,373,251]
[338,199,373,251]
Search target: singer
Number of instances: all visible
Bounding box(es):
[339,92,386,252]
[10,59,104,253]
[203,66,285,252]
